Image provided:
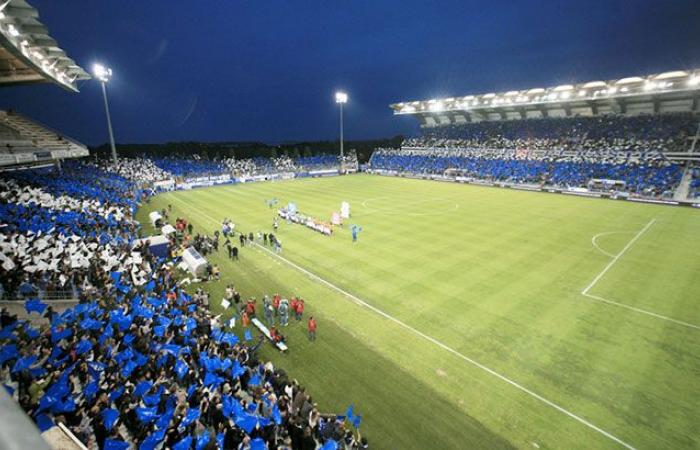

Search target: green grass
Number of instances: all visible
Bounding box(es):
[136,174,700,449]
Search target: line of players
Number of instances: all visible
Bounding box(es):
[224,286,317,344]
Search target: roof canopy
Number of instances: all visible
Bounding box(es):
[390,69,700,126]
[0,0,89,92]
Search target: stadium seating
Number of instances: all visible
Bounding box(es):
[0,161,358,449]
[405,113,698,153]
[0,111,88,166]
[371,113,699,197]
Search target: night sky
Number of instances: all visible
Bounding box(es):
[3,0,700,146]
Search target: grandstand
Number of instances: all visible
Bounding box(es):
[370,69,700,201]
[0,110,88,167]
[0,1,90,169]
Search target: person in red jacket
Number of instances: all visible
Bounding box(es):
[241,311,250,328]
[290,297,298,314]
[245,299,256,317]
[295,299,305,321]
[272,294,281,310]
[307,316,316,341]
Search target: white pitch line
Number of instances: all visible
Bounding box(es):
[583,293,700,330]
[590,231,628,258]
[169,193,637,450]
[582,218,656,296]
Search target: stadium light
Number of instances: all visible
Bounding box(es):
[335,91,348,157]
[688,76,700,86]
[93,63,118,164]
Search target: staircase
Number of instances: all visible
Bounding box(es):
[673,165,693,201]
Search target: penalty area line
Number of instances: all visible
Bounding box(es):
[168,193,636,449]
[581,218,700,330]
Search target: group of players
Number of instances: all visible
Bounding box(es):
[223,288,317,347]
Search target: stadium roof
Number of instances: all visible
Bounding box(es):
[0,0,89,92]
[391,69,700,126]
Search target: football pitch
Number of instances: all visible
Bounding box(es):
[136,174,700,450]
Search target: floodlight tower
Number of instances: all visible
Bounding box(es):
[93,63,118,164]
[335,91,348,157]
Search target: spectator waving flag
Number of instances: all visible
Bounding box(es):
[250,438,268,450]
[195,432,210,450]
[173,435,193,450]
[180,407,200,429]
[140,429,166,450]
[12,354,37,373]
[25,298,47,315]
[101,408,119,431]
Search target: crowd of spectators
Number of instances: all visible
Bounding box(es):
[94,155,346,180]
[370,113,699,196]
[404,113,698,154]
[0,161,365,449]
[96,158,172,184]
[0,164,143,300]
[151,157,228,179]
[370,148,682,196]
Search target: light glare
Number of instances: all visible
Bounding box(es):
[335,91,348,103]
[93,63,112,83]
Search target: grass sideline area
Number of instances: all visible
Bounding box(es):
[136,174,700,449]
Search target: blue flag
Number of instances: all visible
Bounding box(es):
[248,373,261,387]
[173,435,193,450]
[231,360,245,379]
[204,372,224,387]
[180,407,200,429]
[244,330,252,341]
[109,386,125,402]
[195,432,210,450]
[216,432,225,450]
[140,429,166,450]
[0,344,18,364]
[136,406,159,423]
[345,405,354,422]
[24,325,40,339]
[75,339,92,355]
[156,408,174,429]
[175,359,188,379]
[84,380,98,401]
[50,326,72,344]
[320,440,338,450]
[250,438,268,450]
[134,380,153,397]
[104,439,129,450]
[271,404,282,425]
[352,414,362,428]
[25,298,47,315]
[101,408,120,431]
[35,413,54,432]
[12,355,37,373]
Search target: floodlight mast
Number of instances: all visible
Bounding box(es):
[335,91,348,158]
[93,64,118,164]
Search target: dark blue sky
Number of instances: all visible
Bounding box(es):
[3,0,700,146]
